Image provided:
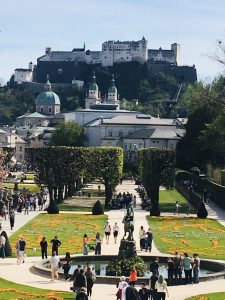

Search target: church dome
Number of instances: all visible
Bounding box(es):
[108,74,117,94]
[36,91,61,105]
[36,79,61,105]
[89,71,99,91]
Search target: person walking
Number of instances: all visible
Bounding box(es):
[173,251,182,285]
[50,236,61,255]
[24,198,30,215]
[117,276,127,300]
[113,222,120,244]
[167,258,174,286]
[9,208,15,230]
[18,237,26,264]
[193,253,200,284]
[76,287,88,300]
[150,258,159,276]
[145,228,153,252]
[155,275,169,300]
[95,232,102,255]
[183,253,193,284]
[174,201,181,215]
[104,222,111,244]
[149,271,158,300]
[139,226,146,251]
[72,264,82,290]
[49,251,60,281]
[85,266,94,298]
[83,234,89,255]
[129,266,137,287]
[74,269,87,294]
[0,233,6,259]
[62,252,71,281]
[15,238,20,264]
[40,237,48,259]
[138,282,149,300]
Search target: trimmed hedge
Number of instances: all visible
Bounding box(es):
[175,170,225,210]
[92,200,104,215]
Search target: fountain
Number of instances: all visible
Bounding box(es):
[33,206,225,284]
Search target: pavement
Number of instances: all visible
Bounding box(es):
[0,180,225,300]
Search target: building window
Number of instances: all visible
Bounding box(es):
[49,108,52,113]
[40,107,43,113]
[124,143,127,150]
[19,146,23,152]
[129,143,132,150]
[153,141,155,143]
[19,155,22,160]
[119,131,123,138]
[109,131,113,137]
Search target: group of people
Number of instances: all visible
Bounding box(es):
[117,273,169,300]
[111,192,137,209]
[139,226,153,252]
[17,192,47,213]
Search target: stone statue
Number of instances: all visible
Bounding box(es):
[122,204,134,241]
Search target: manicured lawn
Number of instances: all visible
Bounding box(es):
[58,204,92,212]
[3,183,40,194]
[10,213,107,257]
[159,189,196,213]
[186,293,225,300]
[147,216,225,259]
[0,278,74,299]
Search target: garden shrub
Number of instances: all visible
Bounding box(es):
[197,202,208,218]
[47,201,59,214]
[92,200,104,215]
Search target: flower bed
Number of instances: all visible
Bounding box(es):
[0,278,74,300]
[9,213,107,257]
[147,216,225,259]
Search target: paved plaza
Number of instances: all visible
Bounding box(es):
[0,181,225,299]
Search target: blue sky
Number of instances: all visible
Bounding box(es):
[0,0,225,83]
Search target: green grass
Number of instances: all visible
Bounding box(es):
[159,189,196,213]
[147,216,225,260]
[58,204,92,212]
[9,213,107,257]
[0,278,74,299]
[186,292,225,300]
[3,183,40,194]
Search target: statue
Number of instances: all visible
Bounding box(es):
[122,204,134,241]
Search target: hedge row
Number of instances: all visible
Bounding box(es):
[175,170,225,210]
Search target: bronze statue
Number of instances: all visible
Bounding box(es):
[122,204,134,241]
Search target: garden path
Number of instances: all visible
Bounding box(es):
[0,181,225,300]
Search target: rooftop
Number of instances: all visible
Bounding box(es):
[102,115,175,126]
[124,128,185,140]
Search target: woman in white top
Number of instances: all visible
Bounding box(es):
[121,281,128,300]
[117,276,126,300]
[104,222,111,244]
[139,226,146,251]
[113,222,120,244]
[155,274,169,300]
[50,251,60,281]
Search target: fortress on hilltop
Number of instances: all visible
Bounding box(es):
[37,37,180,67]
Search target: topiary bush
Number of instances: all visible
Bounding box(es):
[47,201,59,214]
[106,257,147,276]
[1,231,12,256]
[197,201,208,219]
[92,200,104,215]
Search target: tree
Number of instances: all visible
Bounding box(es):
[138,148,175,216]
[197,202,208,219]
[50,122,84,147]
[88,147,123,209]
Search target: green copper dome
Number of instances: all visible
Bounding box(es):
[36,91,61,105]
[108,74,117,94]
[89,71,99,91]
[36,78,61,105]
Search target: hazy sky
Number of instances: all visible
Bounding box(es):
[0,0,225,83]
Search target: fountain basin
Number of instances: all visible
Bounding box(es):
[33,255,225,285]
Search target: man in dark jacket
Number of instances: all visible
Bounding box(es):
[139,282,149,300]
[76,287,88,300]
[126,286,141,300]
[74,269,87,294]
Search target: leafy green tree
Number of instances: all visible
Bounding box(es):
[88,147,123,209]
[50,122,84,147]
[138,148,175,216]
